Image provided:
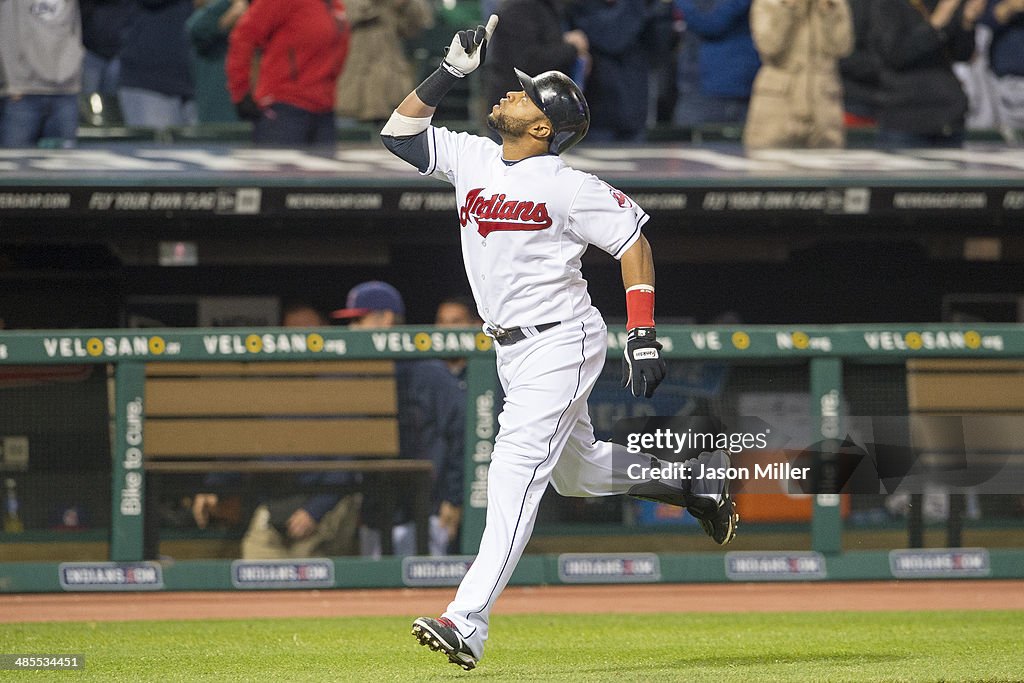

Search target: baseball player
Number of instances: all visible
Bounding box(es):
[380,15,739,670]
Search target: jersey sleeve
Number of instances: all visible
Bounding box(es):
[423,126,499,185]
[567,176,649,259]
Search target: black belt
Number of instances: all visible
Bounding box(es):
[487,321,561,346]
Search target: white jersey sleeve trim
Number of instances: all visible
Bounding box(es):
[423,126,439,177]
[611,212,649,260]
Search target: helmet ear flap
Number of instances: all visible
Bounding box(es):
[513,68,590,154]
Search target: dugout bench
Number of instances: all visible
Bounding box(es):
[139,359,433,556]
[905,359,1024,548]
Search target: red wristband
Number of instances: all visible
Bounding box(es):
[625,286,655,330]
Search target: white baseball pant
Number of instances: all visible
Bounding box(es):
[442,307,663,659]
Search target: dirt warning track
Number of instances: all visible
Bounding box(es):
[3,580,1022,623]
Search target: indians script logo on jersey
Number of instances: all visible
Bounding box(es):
[459,188,553,237]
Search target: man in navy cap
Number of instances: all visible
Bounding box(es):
[333,281,467,556]
[330,280,408,327]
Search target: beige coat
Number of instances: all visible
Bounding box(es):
[743,0,853,149]
[335,0,434,121]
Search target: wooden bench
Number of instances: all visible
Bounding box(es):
[141,360,433,556]
[905,359,1024,545]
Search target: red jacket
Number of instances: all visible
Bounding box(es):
[227,0,349,113]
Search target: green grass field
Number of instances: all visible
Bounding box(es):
[3,611,1023,682]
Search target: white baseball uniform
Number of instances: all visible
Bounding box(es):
[413,127,664,660]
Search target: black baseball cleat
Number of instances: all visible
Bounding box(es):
[686,450,739,545]
[412,616,478,671]
[626,450,739,545]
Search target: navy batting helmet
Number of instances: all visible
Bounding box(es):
[514,68,590,154]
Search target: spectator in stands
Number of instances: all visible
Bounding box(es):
[672,0,760,125]
[191,301,363,559]
[226,0,350,145]
[953,21,1001,129]
[435,295,483,381]
[840,0,883,128]
[870,0,987,148]
[484,0,590,136]
[981,0,1024,130]
[334,0,434,124]
[0,0,84,148]
[118,0,198,128]
[673,16,711,126]
[332,281,465,557]
[80,0,136,97]
[647,0,683,124]
[744,0,853,149]
[567,0,668,142]
[187,0,248,123]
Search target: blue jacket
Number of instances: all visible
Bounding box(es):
[118,0,195,98]
[569,0,653,136]
[81,0,137,59]
[395,360,466,512]
[674,0,760,98]
[982,2,1024,78]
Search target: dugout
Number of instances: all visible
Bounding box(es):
[1,144,1024,331]
[1,143,1023,590]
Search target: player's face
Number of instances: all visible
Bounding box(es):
[436,302,478,327]
[487,90,547,138]
[282,307,325,328]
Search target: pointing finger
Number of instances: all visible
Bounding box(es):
[484,14,499,41]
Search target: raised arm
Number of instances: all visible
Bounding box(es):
[380,15,498,171]
[749,0,802,62]
[818,0,854,59]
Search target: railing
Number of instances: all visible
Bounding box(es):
[68,122,1023,147]
[1,323,1021,566]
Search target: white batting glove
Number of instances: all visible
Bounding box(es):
[442,14,499,77]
